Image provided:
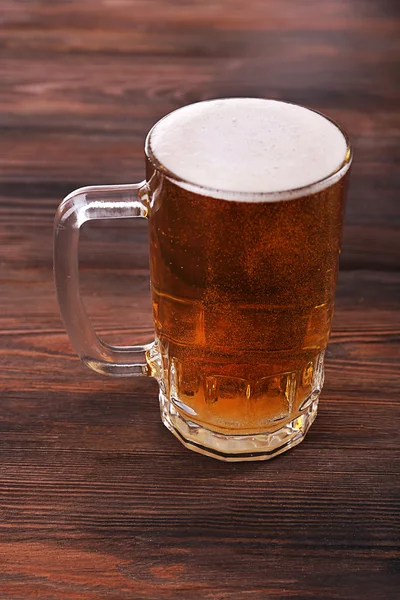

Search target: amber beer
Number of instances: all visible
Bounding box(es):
[144,98,351,453]
[54,97,351,459]
[148,172,347,434]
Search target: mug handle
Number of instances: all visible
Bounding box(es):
[54,183,153,377]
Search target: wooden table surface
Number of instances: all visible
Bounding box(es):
[1,1,399,598]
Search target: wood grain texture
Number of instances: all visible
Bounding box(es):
[0,1,399,598]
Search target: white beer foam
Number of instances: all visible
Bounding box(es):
[148,98,350,202]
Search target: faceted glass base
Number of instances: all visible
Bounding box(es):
[159,392,319,462]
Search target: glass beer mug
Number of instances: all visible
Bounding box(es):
[54,98,352,461]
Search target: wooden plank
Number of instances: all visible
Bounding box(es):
[0,0,399,598]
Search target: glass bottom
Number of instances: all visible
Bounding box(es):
[159,392,319,462]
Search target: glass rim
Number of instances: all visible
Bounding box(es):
[144,98,353,202]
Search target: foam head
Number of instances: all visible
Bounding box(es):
[147,98,350,201]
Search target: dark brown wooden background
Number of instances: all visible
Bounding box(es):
[1,1,399,598]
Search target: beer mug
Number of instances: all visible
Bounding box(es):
[54,98,352,461]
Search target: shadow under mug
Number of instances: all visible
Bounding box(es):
[54,100,352,462]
